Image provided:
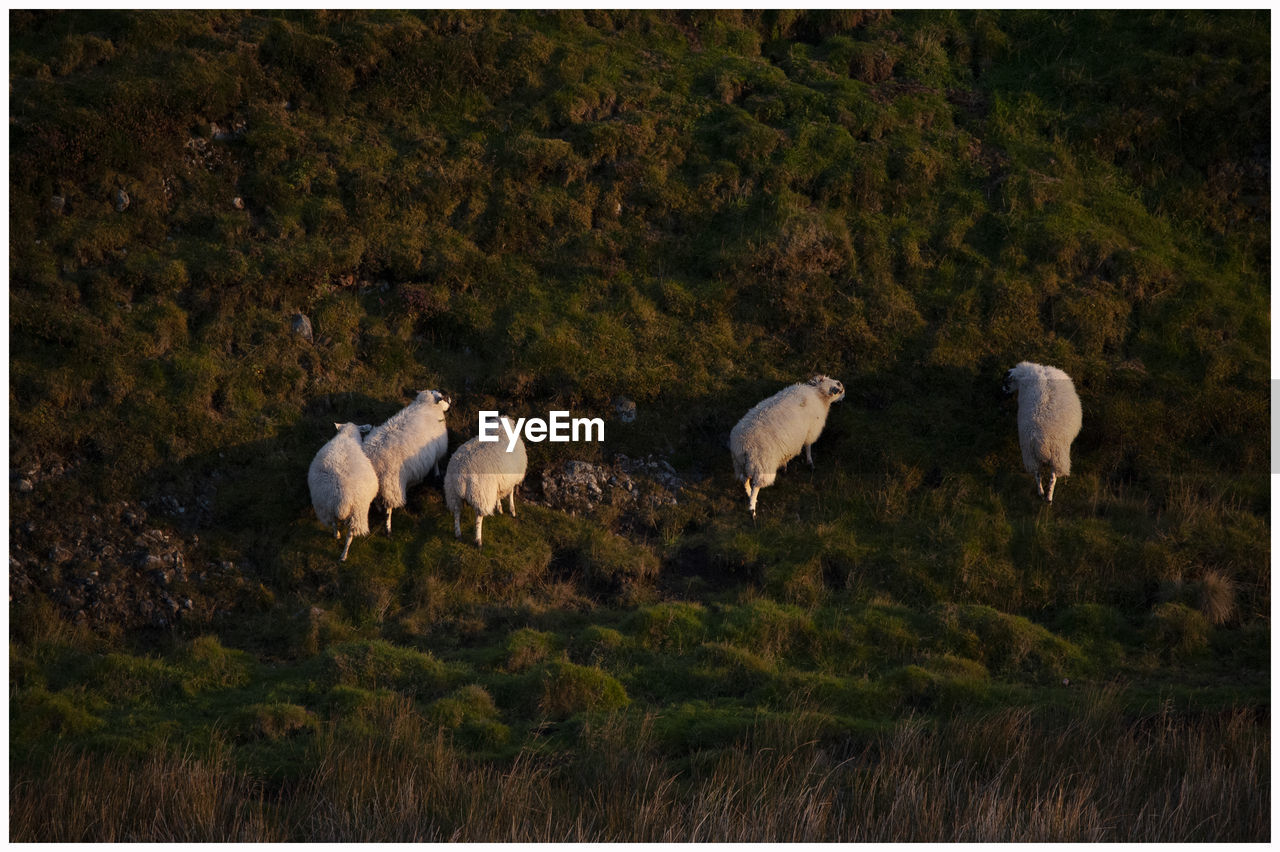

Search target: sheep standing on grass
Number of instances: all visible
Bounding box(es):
[730,375,846,518]
[444,417,528,548]
[361,390,450,535]
[308,422,380,561]
[1003,361,1082,503]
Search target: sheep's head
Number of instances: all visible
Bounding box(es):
[807,375,845,404]
[335,422,367,440]
[416,389,451,411]
[1003,362,1037,395]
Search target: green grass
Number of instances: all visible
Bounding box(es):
[9,9,1268,841]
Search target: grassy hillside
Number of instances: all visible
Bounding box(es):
[9,10,1269,841]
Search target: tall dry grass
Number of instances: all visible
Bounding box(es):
[10,695,1268,842]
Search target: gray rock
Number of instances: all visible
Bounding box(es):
[292,313,313,342]
[614,397,637,424]
[114,188,130,212]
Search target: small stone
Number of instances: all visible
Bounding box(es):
[114,188,130,212]
[292,313,313,342]
[232,196,245,209]
[614,397,637,424]
[17,479,33,493]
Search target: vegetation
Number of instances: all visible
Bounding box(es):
[9,10,1269,841]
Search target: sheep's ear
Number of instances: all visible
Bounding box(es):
[334,422,343,431]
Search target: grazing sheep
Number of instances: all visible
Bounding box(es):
[361,389,450,535]
[308,422,380,561]
[1003,361,1082,503]
[444,417,528,548]
[730,375,846,518]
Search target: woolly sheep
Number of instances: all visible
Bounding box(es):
[307,422,380,561]
[444,417,528,548]
[1003,361,1082,503]
[729,375,846,518]
[361,389,450,535]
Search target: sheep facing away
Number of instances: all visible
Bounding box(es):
[1003,361,1082,503]
[361,389,450,535]
[730,375,846,518]
[444,416,528,548]
[307,422,380,561]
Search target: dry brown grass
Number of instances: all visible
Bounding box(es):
[1197,570,1238,625]
[11,698,1269,842]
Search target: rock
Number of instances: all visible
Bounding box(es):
[614,396,637,424]
[211,119,246,141]
[114,188,130,212]
[292,313,313,343]
[17,479,33,494]
[540,461,615,513]
[232,196,245,210]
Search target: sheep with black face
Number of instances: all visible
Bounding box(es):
[729,375,845,518]
[361,389,450,535]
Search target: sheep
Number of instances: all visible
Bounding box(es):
[307,422,380,561]
[729,375,846,518]
[444,416,528,548]
[1003,361,1082,503]
[361,389,450,535]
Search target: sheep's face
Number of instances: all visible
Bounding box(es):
[418,389,451,411]
[808,375,845,403]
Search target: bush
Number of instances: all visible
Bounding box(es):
[238,703,317,741]
[176,636,254,696]
[537,661,630,719]
[1146,603,1211,662]
[323,640,455,698]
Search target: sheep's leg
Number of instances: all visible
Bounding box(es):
[748,484,760,518]
[339,523,355,562]
[1034,470,1045,499]
[333,525,341,540]
[452,509,462,540]
[804,443,813,468]
[494,499,504,516]
[1045,471,1058,503]
[474,511,484,548]
[384,506,394,536]
[743,478,752,497]
[508,489,517,518]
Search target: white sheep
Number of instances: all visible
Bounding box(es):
[307,422,380,561]
[729,375,846,518]
[444,417,528,548]
[1003,361,1082,503]
[361,389,450,535]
